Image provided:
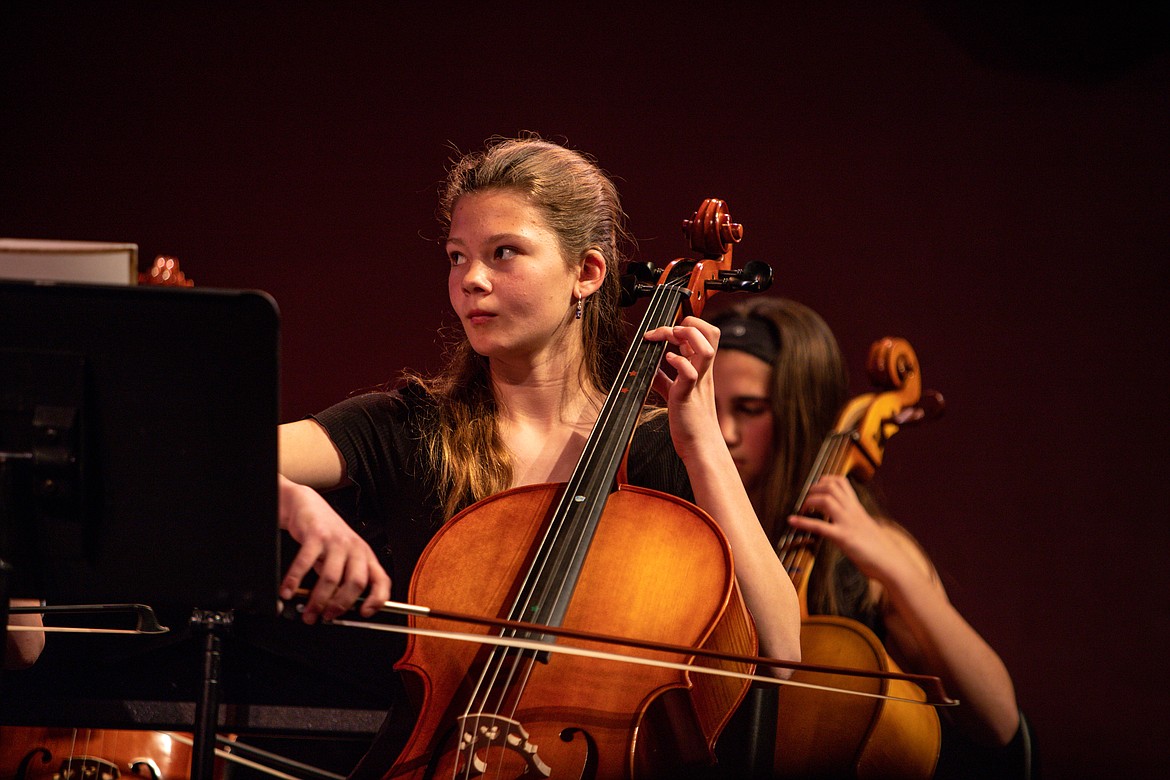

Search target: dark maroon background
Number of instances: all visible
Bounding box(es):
[4,2,1168,776]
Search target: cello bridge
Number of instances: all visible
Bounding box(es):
[455,713,552,778]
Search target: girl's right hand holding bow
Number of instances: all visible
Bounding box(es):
[278,473,391,624]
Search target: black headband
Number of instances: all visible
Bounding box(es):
[715,315,781,365]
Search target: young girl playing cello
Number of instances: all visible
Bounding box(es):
[276,136,802,778]
[711,297,1032,778]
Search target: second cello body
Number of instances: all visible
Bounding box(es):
[773,618,938,779]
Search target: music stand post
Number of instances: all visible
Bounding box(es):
[191,608,233,780]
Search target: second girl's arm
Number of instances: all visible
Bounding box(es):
[792,475,1020,745]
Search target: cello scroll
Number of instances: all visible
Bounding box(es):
[824,337,944,482]
[620,198,772,312]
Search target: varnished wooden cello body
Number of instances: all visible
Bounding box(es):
[0,729,198,780]
[772,337,943,779]
[382,199,769,780]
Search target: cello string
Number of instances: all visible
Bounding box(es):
[462,619,552,775]
[779,431,857,602]
[778,432,834,575]
[439,275,699,774]
[507,284,678,681]
[445,281,675,768]
[519,280,681,647]
[527,278,681,624]
[439,289,660,774]
[503,279,680,648]
[64,729,79,773]
[823,432,849,486]
[816,432,852,541]
[469,279,685,767]
[515,273,750,744]
[513,278,682,631]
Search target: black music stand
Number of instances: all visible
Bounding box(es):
[0,281,281,780]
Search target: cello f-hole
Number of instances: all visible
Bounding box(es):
[14,749,52,780]
[558,728,598,780]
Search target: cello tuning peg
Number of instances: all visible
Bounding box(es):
[740,260,773,292]
[710,260,774,293]
[625,261,661,282]
[619,261,664,307]
[891,390,946,427]
[918,390,945,420]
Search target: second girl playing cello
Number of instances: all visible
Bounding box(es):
[710,297,1032,777]
[276,135,801,777]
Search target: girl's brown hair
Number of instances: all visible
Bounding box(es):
[409,135,633,521]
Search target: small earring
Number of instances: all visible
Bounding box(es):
[576,296,584,320]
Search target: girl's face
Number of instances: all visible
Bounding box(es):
[446,189,581,366]
[713,348,775,501]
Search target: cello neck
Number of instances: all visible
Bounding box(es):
[507,196,757,634]
[776,428,864,604]
[776,337,937,611]
[511,277,691,630]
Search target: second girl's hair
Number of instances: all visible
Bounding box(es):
[711,297,850,540]
[712,297,888,618]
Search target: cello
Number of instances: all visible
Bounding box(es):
[771,337,944,779]
[380,198,769,779]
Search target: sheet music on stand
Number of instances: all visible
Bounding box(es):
[0,237,138,285]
